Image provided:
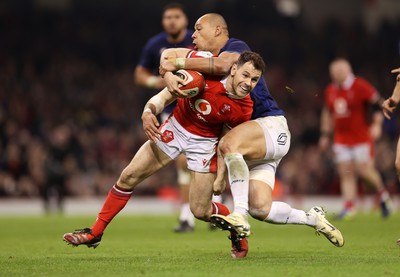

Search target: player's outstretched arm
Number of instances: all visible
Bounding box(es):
[319,107,332,153]
[159,48,192,74]
[160,49,240,97]
[382,68,400,119]
[142,87,176,142]
[213,125,232,195]
[175,51,240,76]
[183,51,240,75]
[134,65,166,90]
[391,67,400,75]
[159,48,192,97]
[160,49,240,76]
[370,111,384,140]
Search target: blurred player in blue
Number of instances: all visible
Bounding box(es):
[160,13,344,258]
[133,3,197,232]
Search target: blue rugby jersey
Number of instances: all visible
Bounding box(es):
[219,38,284,119]
[138,31,193,114]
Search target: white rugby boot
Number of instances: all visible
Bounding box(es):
[308,206,344,247]
[210,212,251,238]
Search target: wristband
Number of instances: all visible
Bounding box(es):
[175,58,186,70]
[146,76,158,89]
[143,108,152,114]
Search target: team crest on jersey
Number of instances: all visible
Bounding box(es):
[218,103,232,114]
[333,97,350,117]
[161,130,174,143]
[195,99,212,115]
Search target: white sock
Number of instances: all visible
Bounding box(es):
[225,153,249,216]
[179,203,195,227]
[379,189,390,202]
[265,201,316,226]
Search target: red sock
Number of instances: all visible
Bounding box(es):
[211,202,230,216]
[344,200,354,210]
[91,184,133,237]
[211,202,238,237]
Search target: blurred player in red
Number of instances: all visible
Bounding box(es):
[319,58,391,219]
[63,51,263,250]
[381,67,400,245]
[133,3,199,232]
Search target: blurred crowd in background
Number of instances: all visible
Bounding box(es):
[1,0,400,204]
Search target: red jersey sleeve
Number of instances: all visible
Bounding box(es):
[356,77,379,103]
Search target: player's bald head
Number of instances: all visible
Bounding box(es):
[329,58,353,85]
[204,13,227,27]
[197,13,229,36]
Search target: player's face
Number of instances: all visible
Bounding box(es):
[162,8,188,37]
[329,61,351,85]
[229,62,262,98]
[192,17,216,52]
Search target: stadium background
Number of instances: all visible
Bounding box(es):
[1,0,400,213]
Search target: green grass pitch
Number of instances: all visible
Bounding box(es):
[0,212,399,276]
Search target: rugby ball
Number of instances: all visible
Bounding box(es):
[175,69,205,98]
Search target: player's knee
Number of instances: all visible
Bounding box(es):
[218,137,236,155]
[249,205,270,221]
[118,168,140,189]
[249,194,272,220]
[191,206,209,221]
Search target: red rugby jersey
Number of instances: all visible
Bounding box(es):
[324,76,378,145]
[173,51,253,137]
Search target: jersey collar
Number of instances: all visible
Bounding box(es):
[340,74,355,90]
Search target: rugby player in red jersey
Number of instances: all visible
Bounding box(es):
[63,51,263,251]
[319,58,391,220]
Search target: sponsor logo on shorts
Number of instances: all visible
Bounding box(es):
[161,130,174,143]
[277,133,287,145]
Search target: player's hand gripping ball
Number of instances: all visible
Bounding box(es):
[175,69,205,98]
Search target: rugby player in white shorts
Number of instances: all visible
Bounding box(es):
[62,51,264,252]
[160,13,344,258]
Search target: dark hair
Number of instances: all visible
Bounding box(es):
[237,51,266,73]
[163,3,187,15]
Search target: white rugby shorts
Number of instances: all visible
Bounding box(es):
[247,116,291,189]
[333,142,373,163]
[155,115,218,173]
